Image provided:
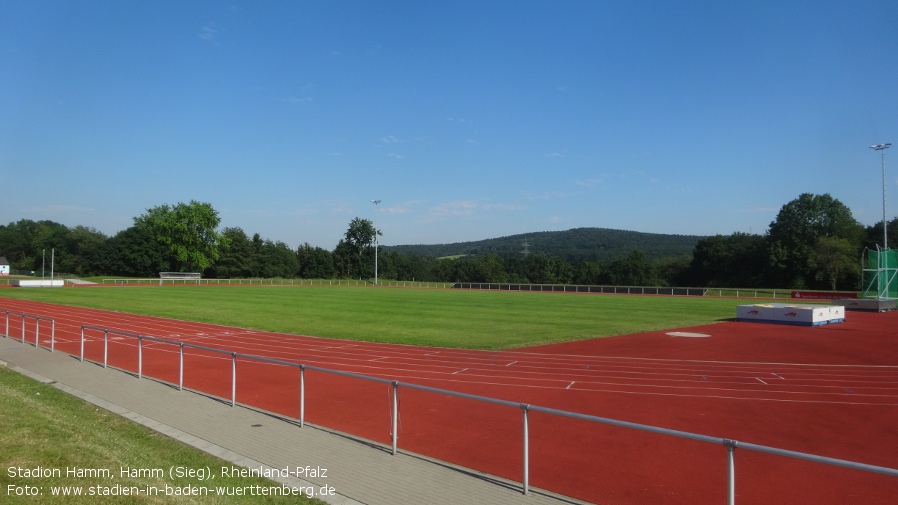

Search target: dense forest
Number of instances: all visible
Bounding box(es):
[384,228,703,262]
[1,194,895,290]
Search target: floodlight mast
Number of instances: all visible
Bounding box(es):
[870,143,892,250]
[371,199,381,285]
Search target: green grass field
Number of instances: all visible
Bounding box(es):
[0,285,752,349]
[0,365,324,505]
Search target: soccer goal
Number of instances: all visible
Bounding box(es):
[159,272,202,286]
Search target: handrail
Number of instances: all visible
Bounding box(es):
[1,310,56,351]
[74,324,898,503]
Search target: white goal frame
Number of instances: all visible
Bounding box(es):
[159,272,201,286]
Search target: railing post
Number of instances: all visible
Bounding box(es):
[35,317,40,347]
[20,314,25,343]
[724,439,738,505]
[80,325,85,361]
[522,404,530,495]
[3,310,8,337]
[103,330,108,368]
[179,343,184,391]
[50,319,55,352]
[391,381,399,455]
[137,336,143,379]
[231,353,237,407]
[299,365,305,428]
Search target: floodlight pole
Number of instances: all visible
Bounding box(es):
[371,199,381,285]
[871,143,892,251]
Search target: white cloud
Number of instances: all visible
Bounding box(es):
[427,199,522,219]
[429,200,479,217]
[481,202,522,211]
[381,135,400,143]
[382,200,423,215]
[327,201,355,215]
[200,26,217,41]
[387,152,404,159]
[24,204,93,217]
[523,190,573,201]
[575,177,604,188]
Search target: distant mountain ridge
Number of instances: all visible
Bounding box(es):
[384,227,706,263]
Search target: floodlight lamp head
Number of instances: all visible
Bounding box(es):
[870,143,892,150]
[371,199,381,205]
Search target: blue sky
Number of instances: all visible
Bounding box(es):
[2,1,896,250]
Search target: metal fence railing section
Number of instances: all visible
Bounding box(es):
[2,310,56,351]
[1,310,896,504]
[70,324,898,503]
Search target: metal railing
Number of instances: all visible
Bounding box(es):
[452,283,709,296]
[99,278,453,288]
[451,283,807,299]
[74,325,898,503]
[2,310,56,351]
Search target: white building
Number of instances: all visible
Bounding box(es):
[0,257,9,276]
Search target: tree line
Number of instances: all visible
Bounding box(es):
[1,194,895,290]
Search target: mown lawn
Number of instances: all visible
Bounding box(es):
[0,285,749,349]
[0,365,324,505]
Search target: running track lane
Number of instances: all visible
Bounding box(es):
[2,298,897,505]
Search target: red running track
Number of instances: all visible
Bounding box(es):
[2,297,897,505]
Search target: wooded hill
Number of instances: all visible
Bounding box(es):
[384,227,705,262]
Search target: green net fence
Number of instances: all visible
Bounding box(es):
[862,248,898,299]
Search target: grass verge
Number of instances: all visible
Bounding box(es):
[0,365,324,505]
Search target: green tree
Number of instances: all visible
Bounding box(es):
[766,193,865,288]
[479,253,508,283]
[332,240,353,278]
[864,217,898,251]
[384,251,445,282]
[810,237,859,290]
[257,240,299,278]
[135,201,226,272]
[296,243,336,279]
[337,217,379,278]
[0,220,42,269]
[105,225,170,277]
[521,254,573,284]
[209,227,254,278]
[604,250,652,286]
[653,254,692,287]
[62,226,108,275]
[688,233,767,287]
[451,253,508,283]
[574,261,603,285]
[0,219,72,273]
